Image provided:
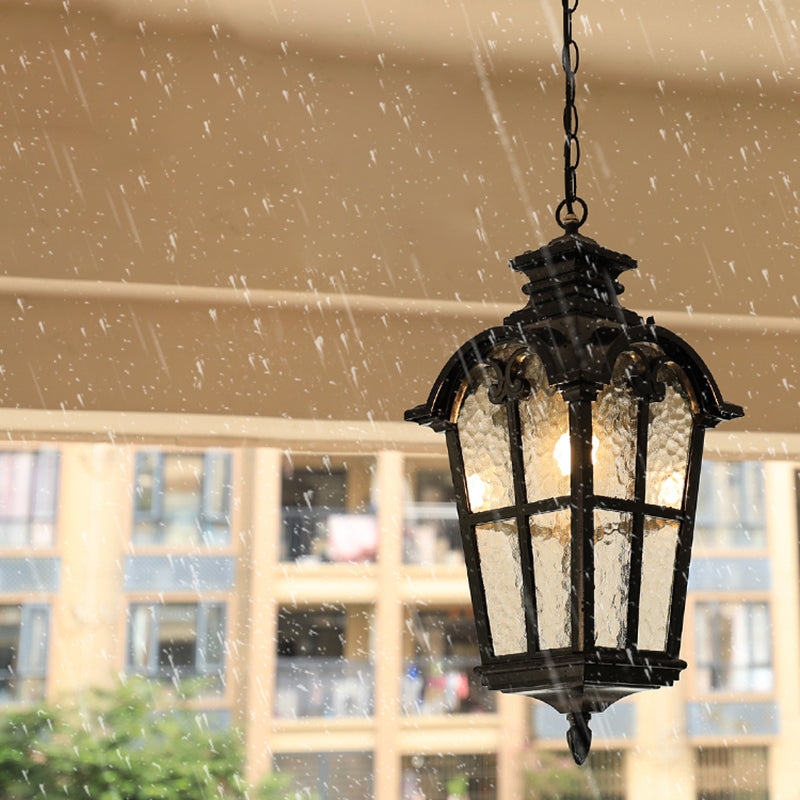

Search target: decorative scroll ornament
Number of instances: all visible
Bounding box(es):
[486,348,532,404]
[628,352,668,402]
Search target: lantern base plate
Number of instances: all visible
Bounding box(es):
[476,649,687,714]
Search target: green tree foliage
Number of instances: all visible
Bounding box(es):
[524,750,594,800]
[0,678,289,800]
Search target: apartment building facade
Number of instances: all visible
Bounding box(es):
[0,435,794,800]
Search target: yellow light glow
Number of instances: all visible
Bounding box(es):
[466,473,487,507]
[554,433,599,477]
[658,473,684,506]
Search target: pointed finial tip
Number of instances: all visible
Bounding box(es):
[566,712,593,766]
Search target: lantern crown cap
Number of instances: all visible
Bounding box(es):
[506,231,640,327]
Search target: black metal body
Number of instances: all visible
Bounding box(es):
[405,230,743,762]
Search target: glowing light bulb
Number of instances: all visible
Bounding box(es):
[553,433,599,477]
[658,472,684,506]
[466,474,487,507]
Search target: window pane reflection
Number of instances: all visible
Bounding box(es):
[694,602,772,693]
[126,602,226,693]
[133,451,231,547]
[0,451,59,548]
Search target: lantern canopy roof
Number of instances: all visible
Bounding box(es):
[406,231,744,431]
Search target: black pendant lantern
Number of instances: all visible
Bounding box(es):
[404,0,744,765]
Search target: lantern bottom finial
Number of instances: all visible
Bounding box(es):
[566,712,592,766]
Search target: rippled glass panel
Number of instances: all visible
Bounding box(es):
[518,354,570,502]
[594,510,633,648]
[638,517,680,651]
[593,355,638,500]
[645,365,693,508]
[530,509,571,650]
[475,519,527,656]
[457,381,513,513]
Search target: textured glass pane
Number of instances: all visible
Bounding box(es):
[646,367,693,508]
[594,510,633,648]
[531,509,571,650]
[457,381,513,512]
[593,356,638,499]
[519,355,570,502]
[638,517,680,651]
[475,519,527,655]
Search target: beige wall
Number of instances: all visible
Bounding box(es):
[0,2,797,435]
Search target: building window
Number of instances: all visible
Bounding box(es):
[281,455,377,563]
[133,451,231,547]
[273,751,374,800]
[0,604,49,703]
[401,754,496,800]
[126,602,226,691]
[0,450,59,549]
[694,602,772,693]
[403,462,461,565]
[402,607,495,715]
[695,746,769,800]
[695,462,766,549]
[275,604,374,719]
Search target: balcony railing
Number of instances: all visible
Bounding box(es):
[401,657,495,715]
[275,658,374,719]
[403,503,462,566]
[281,507,378,563]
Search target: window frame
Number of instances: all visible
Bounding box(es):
[0,603,50,703]
[132,450,232,548]
[690,597,774,698]
[693,461,767,553]
[125,600,227,684]
[0,450,60,550]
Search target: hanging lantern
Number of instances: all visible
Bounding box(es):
[405,231,743,762]
[404,0,743,765]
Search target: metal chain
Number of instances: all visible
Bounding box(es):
[556,0,588,231]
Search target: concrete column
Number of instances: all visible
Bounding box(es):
[243,447,282,785]
[49,443,130,698]
[375,450,404,800]
[764,461,800,798]
[627,683,694,800]
[497,693,528,800]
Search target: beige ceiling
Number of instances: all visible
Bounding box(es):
[0,0,798,438]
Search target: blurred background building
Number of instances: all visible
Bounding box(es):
[0,1,799,798]
[0,446,794,800]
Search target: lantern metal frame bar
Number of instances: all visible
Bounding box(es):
[569,393,594,652]
[505,397,541,651]
[444,426,495,663]
[666,418,707,654]
[625,397,649,646]
[465,496,686,525]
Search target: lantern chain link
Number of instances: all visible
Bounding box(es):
[556,0,588,231]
